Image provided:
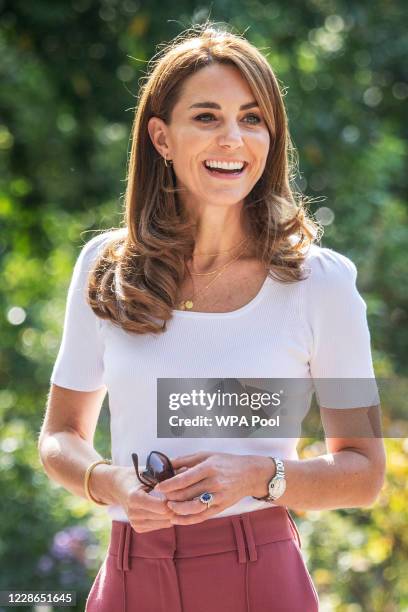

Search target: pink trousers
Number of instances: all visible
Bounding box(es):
[85,506,319,612]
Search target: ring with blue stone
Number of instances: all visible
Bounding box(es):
[198,492,214,508]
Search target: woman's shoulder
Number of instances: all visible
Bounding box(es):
[77,227,127,261]
[302,242,358,289]
[300,244,366,327]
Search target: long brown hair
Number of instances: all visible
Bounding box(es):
[88,22,322,335]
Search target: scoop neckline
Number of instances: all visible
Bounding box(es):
[172,274,272,318]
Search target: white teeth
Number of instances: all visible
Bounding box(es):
[204,160,245,170]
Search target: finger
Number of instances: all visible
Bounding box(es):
[132,488,172,515]
[165,480,214,502]
[167,498,210,516]
[149,488,168,501]
[131,519,173,533]
[156,464,210,494]
[174,466,189,475]
[170,506,220,525]
[131,505,174,520]
[170,452,213,470]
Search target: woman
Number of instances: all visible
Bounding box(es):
[39,23,386,612]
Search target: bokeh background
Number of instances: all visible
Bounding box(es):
[0,1,407,610]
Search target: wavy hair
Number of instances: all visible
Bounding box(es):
[87,21,322,335]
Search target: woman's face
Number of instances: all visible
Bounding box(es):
[149,63,271,209]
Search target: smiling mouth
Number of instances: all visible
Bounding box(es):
[202,161,248,177]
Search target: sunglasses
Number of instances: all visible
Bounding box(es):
[132,451,175,489]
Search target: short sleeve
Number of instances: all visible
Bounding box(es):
[50,233,110,392]
[305,246,380,408]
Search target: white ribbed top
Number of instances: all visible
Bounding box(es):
[50,230,379,521]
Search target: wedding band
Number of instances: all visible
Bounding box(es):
[198,492,214,508]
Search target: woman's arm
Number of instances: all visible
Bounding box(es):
[38,384,120,504]
[38,384,177,532]
[38,427,121,505]
[252,404,386,510]
[156,405,386,523]
[251,445,385,511]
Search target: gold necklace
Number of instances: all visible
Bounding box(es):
[178,243,249,311]
[193,236,248,257]
[189,239,250,276]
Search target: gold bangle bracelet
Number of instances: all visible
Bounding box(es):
[84,459,112,506]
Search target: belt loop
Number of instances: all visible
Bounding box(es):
[116,523,126,571]
[231,517,247,563]
[116,522,132,572]
[241,515,257,562]
[123,523,132,571]
[285,509,302,549]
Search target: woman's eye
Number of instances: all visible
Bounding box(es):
[193,113,262,124]
[245,114,262,124]
[194,113,216,122]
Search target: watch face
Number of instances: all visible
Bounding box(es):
[269,477,286,499]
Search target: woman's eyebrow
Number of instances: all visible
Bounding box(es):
[188,101,259,110]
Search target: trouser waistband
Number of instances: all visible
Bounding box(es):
[111,505,301,571]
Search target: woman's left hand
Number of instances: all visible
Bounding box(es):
[155,451,272,525]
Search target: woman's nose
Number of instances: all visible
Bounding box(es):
[217,122,244,147]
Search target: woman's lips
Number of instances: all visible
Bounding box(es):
[202,162,248,180]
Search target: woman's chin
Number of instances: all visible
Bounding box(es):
[196,187,250,206]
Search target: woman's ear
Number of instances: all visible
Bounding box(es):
[147,116,171,159]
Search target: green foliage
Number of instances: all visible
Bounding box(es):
[0,1,406,610]
[296,438,408,611]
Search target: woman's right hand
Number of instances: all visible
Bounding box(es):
[112,466,179,533]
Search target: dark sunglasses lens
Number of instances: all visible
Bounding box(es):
[148,452,174,481]
[148,452,167,473]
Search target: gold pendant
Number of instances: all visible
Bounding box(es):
[178,300,194,310]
